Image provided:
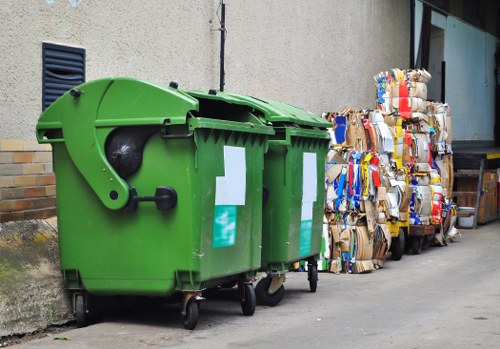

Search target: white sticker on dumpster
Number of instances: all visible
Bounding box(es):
[300,153,317,257]
[215,146,246,206]
[213,146,246,248]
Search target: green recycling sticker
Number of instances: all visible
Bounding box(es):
[213,205,237,248]
[299,219,313,256]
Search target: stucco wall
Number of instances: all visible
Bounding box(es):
[226,0,410,114]
[0,0,410,140]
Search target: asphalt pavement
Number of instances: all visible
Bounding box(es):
[9,220,500,349]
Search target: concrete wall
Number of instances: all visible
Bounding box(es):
[0,218,72,337]
[224,0,410,113]
[0,0,220,140]
[0,0,410,141]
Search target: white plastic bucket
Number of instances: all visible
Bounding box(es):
[458,207,475,228]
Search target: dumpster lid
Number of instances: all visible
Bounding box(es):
[37,77,199,132]
[187,90,330,129]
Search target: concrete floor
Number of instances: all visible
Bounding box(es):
[9,221,500,349]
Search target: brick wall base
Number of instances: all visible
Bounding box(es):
[0,140,56,222]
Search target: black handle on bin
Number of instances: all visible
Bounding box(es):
[124,187,177,212]
[70,88,81,98]
[263,186,270,205]
[161,132,194,139]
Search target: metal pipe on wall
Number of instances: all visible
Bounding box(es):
[219,1,226,92]
[410,0,415,68]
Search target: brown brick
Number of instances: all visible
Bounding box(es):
[0,152,13,164]
[0,140,24,151]
[44,163,53,173]
[45,185,56,196]
[24,187,46,198]
[13,152,35,163]
[0,187,25,200]
[0,197,55,212]
[0,164,23,175]
[0,199,32,212]
[0,176,14,188]
[34,152,52,163]
[0,211,24,222]
[36,174,56,185]
[13,175,37,186]
[13,199,33,211]
[0,200,15,212]
[24,207,57,220]
[31,197,56,209]
[22,163,45,175]
[23,141,51,152]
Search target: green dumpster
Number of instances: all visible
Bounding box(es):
[187,91,330,306]
[36,78,274,330]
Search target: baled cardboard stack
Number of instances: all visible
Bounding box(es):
[375,68,455,244]
[323,68,456,274]
[325,109,395,274]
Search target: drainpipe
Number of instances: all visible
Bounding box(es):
[219,1,226,92]
[410,0,415,68]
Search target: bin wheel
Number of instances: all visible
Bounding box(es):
[75,294,87,328]
[411,236,423,255]
[422,235,431,250]
[404,231,411,253]
[308,263,318,292]
[220,281,237,289]
[255,277,285,306]
[240,283,256,316]
[181,298,199,330]
[390,228,405,261]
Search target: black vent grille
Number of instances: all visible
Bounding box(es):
[42,43,85,111]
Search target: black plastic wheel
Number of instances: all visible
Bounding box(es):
[240,283,256,316]
[390,228,405,261]
[404,230,411,253]
[220,281,237,289]
[411,236,423,255]
[181,299,199,330]
[255,277,285,306]
[422,235,432,250]
[308,264,318,292]
[75,294,87,328]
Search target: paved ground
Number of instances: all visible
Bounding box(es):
[9,221,500,349]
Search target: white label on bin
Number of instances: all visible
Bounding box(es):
[215,146,246,206]
[213,146,246,248]
[302,153,317,202]
[300,153,317,257]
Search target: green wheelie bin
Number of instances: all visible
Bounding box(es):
[186,91,330,306]
[36,78,274,330]
[243,97,331,305]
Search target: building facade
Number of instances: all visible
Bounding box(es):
[1,0,410,222]
[413,0,499,145]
